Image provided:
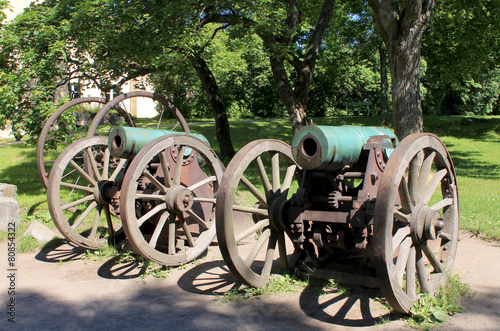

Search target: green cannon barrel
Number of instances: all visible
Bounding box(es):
[291,125,397,171]
[108,126,209,159]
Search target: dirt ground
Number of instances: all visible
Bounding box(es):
[1,231,499,330]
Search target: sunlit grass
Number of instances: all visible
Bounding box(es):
[0,115,499,243]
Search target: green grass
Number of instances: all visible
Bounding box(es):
[0,115,499,248]
[422,116,500,239]
[191,115,500,240]
[407,275,472,329]
[217,273,309,304]
[17,235,39,253]
[0,142,51,241]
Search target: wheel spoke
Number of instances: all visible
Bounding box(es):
[271,152,280,193]
[277,231,289,270]
[149,212,169,248]
[46,135,72,146]
[58,118,77,137]
[65,175,82,203]
[136,203,167,227]
[108,159,127,181]
[232,205,269,216]
[406,246,416,300]
[395,236,412,286]
[244,228,271,266]
[180,215,196,247]
[439,232,452,241]
[168,214,176,254]
[421,242,444,273]
[416,245,431,293]
[69,160,97,186]
[61,168,79,181]
[394,210,410,224]
[235,219,270,243]
[156,105,165,129]
[158,151,173,188]
[142,169,167,193]
[398,178,413,213]
[86,147,102,181]
[417,151,436,200]
[254,156,272,194]
[88,205,102,239]
[104,205,115,238]
[187,176,216,191]
[408,152,423,204]
[62,195,95,211]
[392,226,410,252]
[193,197,216,204]
[186,209,209,230]
[70,201,98,230]
[102,148,110,179]
[240,176,268,208]
[281,164,297,198]
[173,145,186,185]
[261,231,278,276]
[60,182,94,193]
[422,168,448,205]
[136,193,164,200]
[431,198,453,211]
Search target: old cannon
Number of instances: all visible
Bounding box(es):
[215,125,459,313]
[38,91,189,189]
[47,124,224,266]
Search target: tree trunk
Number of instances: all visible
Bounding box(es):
[267,0,335,134]
[203,0,334,135]
[368,0,434,140]
[379,42,391,126]
[269,56,309,134]
[191,54,235,159]
[387,40,423,139]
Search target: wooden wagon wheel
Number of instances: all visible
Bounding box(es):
[37,97,119,189]
[120,134,224,266]
[87,91,190,137]
[216,139,302,287]
[47,136,127,249]
[373,133,459,313]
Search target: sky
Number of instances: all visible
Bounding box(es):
[4,0,35,21]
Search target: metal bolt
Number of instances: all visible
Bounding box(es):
[435,218,445,231]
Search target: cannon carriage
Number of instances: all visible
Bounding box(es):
[41,95,459,313]
[214,125,459,314]
[44,94,224,266]
[37,91,189,189]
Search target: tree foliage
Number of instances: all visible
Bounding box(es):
[422,0,500,115]
[1,0,500,147]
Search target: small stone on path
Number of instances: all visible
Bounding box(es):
[23,221,59,243]
[0,183,17,198]
[0,196,20,230]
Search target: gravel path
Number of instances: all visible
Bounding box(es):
[1,231,499,330]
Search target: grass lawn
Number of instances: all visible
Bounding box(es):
[0,115,499,246]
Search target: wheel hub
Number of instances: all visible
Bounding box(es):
[268,197,289,231]
[165,185,194,212]
[94,180,114,205]
[410,203,445,243]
